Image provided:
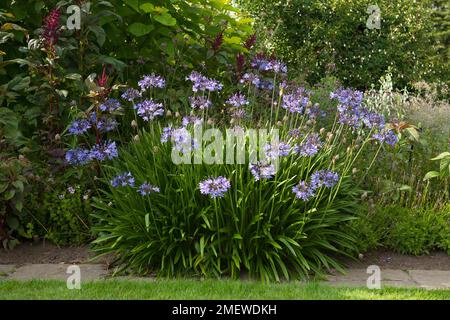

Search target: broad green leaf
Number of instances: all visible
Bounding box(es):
[122,0,140,12]
[139,3,155,13]
[12,180,24,192]
[431,152,450,161]
[15,201,23,212]
[154,13,177,26]
[4,189,15,200]
[223,36,242,45]
[6,215,19,230]
[128,22,154,37]
[423,171,439,180]
[65,73,82,80]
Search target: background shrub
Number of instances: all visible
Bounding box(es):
[349,204,450,255]
[239,0,444,89]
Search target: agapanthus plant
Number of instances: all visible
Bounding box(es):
[93,61,401,282]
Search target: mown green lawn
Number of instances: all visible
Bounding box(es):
[0,279,449,300]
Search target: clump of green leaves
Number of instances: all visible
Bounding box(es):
[30,185,93,246]
[0,156,31,249]
[240,0,441,88]
[348,204,450,255]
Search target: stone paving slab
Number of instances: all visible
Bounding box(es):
[7,264,108,281]
[408,270,450,289]
[0,264,16,277]
[1,264,449,290]
[326,269,422,289]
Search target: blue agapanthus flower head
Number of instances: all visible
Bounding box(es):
[267,59,288,74]
[160,126,173,143]
[138,73,165,91]
[282,88,309,114]
[249,162,276,181]
[138,182,160,196]
[111,172,135,188]
[295,133,323,157]
[240,72,260,87]
[68,119,91,135]
[182,115,203,127]
[121,88,142,102]
[65,148,92,166]
[311,169,339,189]
[189,96,212,110]
[99,98,121,113]
[186,71,222,92]
[90,140,118,161]
[363,112,385,130]
[264,142,291,159]
[373,130,398,146]
[134,99,164,121]
[199,176,231,198]
[226,92,249,108]
[292,180,316,201]
[330,88,363,108]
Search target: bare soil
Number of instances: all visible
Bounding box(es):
[0,240,109,265]
[1,242,449,270]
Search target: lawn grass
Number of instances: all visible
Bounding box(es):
[0,279,449,300]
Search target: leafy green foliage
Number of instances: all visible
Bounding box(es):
[93,128,361,281]
[103,0,253,83]
[239,0,440,88]
[0,156,31,249]
[349,204,450,255]
[34,186,93,245]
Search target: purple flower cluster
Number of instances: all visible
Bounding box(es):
[66,140,118,166]
[257,79,274,91]
[264,142,291,159]
[160,126,173,143]
[189,96,212,110]
[363,112,386,130]
[121,88,142,101]
[162,127,198,154]
[68,119,91,135]
[282,88,309,114]
[199,176,231,198]
[249,162,276,181]
[292,181,316,201]
[330,88,398,146]
[88,112,118,133]
[292,169,339,201]
[230,108,246,120]
[330,88,365,128]
[226,92,249,108]
[186,71,223,92]
[288,129,302,139]
[373,130,398,146]
[330,88,363,108]
[240,72,261,87]
[97,116,118,133]
[306,103,324,119]
[251,56,287,74]
[90,140,118,161]
[182,116,203,127]
[134,99,164,121]
[295,133,323,157]
[99,98,121,113]
[138,182,160,196]
[111,172,135,188]
[65,148,92,166]
[311,170,339,189]
[138,73,165,91]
